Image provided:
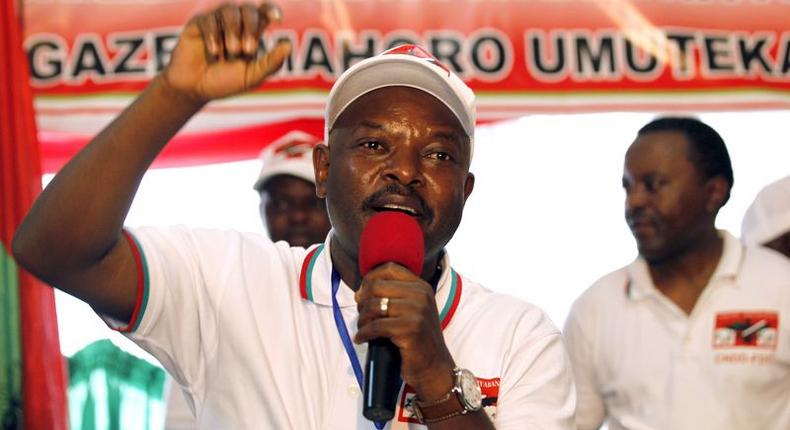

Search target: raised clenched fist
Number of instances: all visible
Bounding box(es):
[161,2,292,105]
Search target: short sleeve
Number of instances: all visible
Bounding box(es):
[563,303,606,430]
[111,226,278,393]
[494,310,576,429]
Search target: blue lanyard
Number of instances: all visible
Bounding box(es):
[331,268,399,430]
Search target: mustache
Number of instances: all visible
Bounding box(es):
[625,208,655,225]
[361,183,434,222]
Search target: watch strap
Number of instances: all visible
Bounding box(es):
[413,390,467,423]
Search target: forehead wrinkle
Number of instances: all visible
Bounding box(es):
[350,114,422,141]
[355,120,383,132]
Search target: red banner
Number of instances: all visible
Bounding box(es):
[3,1,68,428]
[24,0,790,172]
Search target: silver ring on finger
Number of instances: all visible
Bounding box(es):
[379,297,389,317]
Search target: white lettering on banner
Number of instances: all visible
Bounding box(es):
[24,27,790,87]
[335,29,381,71]
[107,33,148,76]
[26,29,180,87]
[699,30,738,78]
[525,29,790,82]
[25,33,69,86]
[735,31,776,77]
[524,29,569,83]
[569,30,623,81]
[299,29,337,79]
[467,28,514,82]
[665,30,697,80]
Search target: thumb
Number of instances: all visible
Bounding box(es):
[248,40,292,86]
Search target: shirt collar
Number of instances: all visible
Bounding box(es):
[298,233,463,327]
[712,230,744,281]
[625,230,744,300]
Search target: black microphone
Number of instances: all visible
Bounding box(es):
[358,212,424,421]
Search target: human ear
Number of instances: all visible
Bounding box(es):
[705,176,729,212]
[313,144,330,198]
[463,172,475,202]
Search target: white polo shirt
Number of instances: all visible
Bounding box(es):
[113,226,575,429]
[564,231,790,430]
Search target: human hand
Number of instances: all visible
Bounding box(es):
[355,263,456,402]
[161,2,291,105]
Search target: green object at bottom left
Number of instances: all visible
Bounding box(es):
[0,247,22,430]
[68,339,166,430]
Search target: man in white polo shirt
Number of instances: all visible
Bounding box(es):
[564,117,790,430]
[13,3,574,429]
[741,175,790,259]
[165,132,330,428]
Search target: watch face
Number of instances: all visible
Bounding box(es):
[458,369,483,410]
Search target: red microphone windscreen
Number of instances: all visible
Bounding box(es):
[359,212,425,276]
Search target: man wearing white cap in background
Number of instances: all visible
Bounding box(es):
[13,2,575,429]
[253,131,331,248]
[741,175,790,259]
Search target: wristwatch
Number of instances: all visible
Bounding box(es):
[410,367,483,423]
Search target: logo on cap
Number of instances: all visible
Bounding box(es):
[273,140,315,160]
[381,44,451,76]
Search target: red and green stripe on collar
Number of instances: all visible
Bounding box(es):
[299,244,462,330]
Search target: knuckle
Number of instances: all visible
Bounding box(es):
[408,316,423,332]
[218,2,236,12]
[417,288,432,305]
[367,280,384,295]
[380,262,399,272]
[242,3,258,18]
[259,2,276,17]
[371,263,395,279]
[198,15,214,30]
[369,318,384,333]
[357,278,370,293]
[358,315,370,328]
[221,6,240,22]
[364,300,377,317]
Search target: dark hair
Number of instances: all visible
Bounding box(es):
[638,116,734,204]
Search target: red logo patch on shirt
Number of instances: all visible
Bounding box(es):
[712,311,779,349]
[397,377,500,423]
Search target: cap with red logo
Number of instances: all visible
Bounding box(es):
[325,44,476,154]
[253,131,322,191]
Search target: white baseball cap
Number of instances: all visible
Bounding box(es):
[325,44,476,155]
[253,130,322,191]
[741,175,790,246]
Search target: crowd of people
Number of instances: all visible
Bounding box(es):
[12,3,790,429]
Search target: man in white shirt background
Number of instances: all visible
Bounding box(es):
[564,117,790,430]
